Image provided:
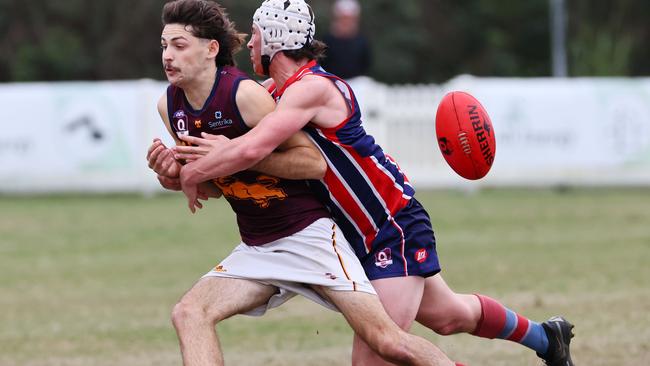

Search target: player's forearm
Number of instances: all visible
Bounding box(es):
[251,147,326,180]
[181,140,267,185]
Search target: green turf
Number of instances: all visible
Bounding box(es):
[1,189,649,365]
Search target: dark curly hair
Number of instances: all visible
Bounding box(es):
[162,0,246,67]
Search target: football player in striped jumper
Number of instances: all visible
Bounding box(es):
[149,1,456,365]
[174,1,575,365]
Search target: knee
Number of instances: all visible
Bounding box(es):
[171,300,217,330]
[416,297,475,336]
[427,303,476,336]
[431,319,464,336]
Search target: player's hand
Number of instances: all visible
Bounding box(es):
[179,164,203,213]
[173,133,230,162]
[147,138,181,177]
[195,187,211,201]
[164,174,211,201]
[157,175,181,191]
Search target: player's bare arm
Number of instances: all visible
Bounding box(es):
[178,130,327,180]
[250,131,327,179]
[177,77,328,179]
[297,75,350,128]
[236,79,275,129]
[176,75,331,187]
[235,79,327,178]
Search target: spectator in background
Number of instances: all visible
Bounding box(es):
[321,0,371,79]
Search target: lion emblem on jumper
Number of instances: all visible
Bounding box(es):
[214,175,287,208]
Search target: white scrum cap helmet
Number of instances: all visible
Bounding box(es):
[253,0,315,73]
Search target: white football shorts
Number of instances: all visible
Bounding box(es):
[202,217,376,316]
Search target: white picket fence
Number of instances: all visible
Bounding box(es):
[1,76,650,194]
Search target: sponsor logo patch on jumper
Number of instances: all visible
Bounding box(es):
[208,110,233,129]
[415,248,428,263]
[375,248,393,268]
[213,265,227,272]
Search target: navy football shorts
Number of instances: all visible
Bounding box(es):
[360,198,441,281]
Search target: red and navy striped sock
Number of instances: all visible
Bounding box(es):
[471,294,549,355]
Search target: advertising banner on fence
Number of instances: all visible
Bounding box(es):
[0,80,168,193]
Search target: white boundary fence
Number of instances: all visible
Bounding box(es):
[1,76,650,194]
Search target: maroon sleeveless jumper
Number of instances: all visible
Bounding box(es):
[166,66,328,245]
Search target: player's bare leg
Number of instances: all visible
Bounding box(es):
[415,275,481,335]
[315,285,454,366]
[171,277,277,366]
[416,274,574,366]
[351,276,426,366]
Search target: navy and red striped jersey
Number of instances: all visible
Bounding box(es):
[270,61,415,256]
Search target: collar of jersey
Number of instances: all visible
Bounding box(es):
[182,67,222,115]
[275,60,318,99]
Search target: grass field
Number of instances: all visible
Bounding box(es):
[1,188,649,366]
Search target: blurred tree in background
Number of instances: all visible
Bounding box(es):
[567,0,649,76]
[0,0,647,84]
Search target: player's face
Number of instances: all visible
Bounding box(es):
[247,25,264,76]
[161,24,213,87]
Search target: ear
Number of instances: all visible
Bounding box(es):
[207,39,220,60]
